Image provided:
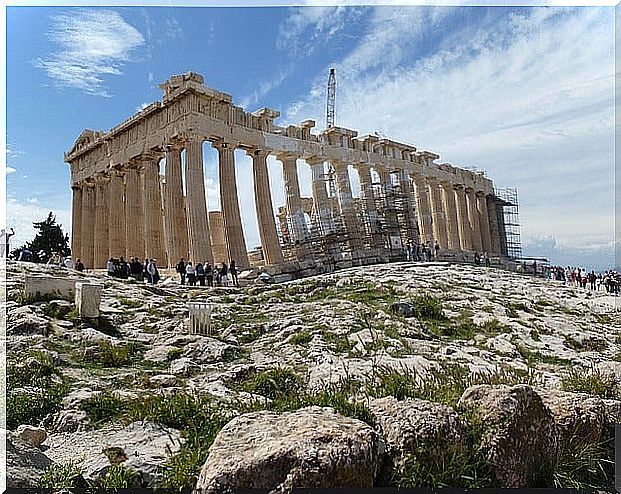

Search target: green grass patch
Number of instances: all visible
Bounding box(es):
[289,331,312,346]
[561,368,619,399]
[118,296,143,308]
[564,336,607,352]
[39,462,87,488]
[81,391,131,426]
[95,340,143,367]
[516,345,572,366]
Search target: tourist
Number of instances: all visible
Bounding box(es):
[257,269,272,284]
[130,257,144,281]
[63,256,74,269]
[434,240,440,260]
[205,262,214,287]
[214,265,221,286]
[484,252,491,267]
[186,262,196,286]
[75,258,85,271]
[230,260,238,287]
[143,258,150,283]
[0,227,15,258]
[106,258,115,276]
[147,259,159,284]
[18,248,32,262]
[219,262,229,287]
[196,262,206,286]
[474,252,481,266]
[176,258,187,285]
[406,240,413,261]
[118,257,129,278]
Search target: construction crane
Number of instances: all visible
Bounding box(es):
[326,68,336,129]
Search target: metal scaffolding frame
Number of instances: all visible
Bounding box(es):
[494,187,522,259]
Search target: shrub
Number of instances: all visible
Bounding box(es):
[411,294,446,321]
[561,368,619,399]
[39,462,86,488]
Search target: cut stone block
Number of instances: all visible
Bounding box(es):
[75,282,103,318]
[24,275,76,301]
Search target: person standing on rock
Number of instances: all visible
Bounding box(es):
[230,260,239,287]
[434,240,440,260]
[220,262,229,287]
[176,258,187,285]
[186,261,196,286]
[205,262,214,287]
[196,262,206,286]
[75,258,85,271]
[107,258,115,277]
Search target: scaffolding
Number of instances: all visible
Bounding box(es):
[495,187,522,259]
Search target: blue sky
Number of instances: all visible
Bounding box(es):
[5,4,616,269]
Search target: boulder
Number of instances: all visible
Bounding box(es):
[196,406,384,492]
[16,425,48,448]
[42,409,91,433]
[7,306,50,335]
[182,337,234,363]
[144,345,177,363]
[368,397,466,483]
[457,384,557,487]
[7,431,54,488]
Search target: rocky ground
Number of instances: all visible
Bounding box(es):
[4,260,620,491]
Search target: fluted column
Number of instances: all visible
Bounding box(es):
[440,181,461,251]
[354,163,382,249]
[142,155,166,263]
[93,173,110,268]
[164,145,189,266]
[398,169,420,245]
[477,191,492,254]
[185,139,213,264]
[309,158,334,234]
[125,163,145,259]
[333,160,362,252]
[250,148,283,265]
[487,196,503,255]
[213,141,249,268]
[278,154,308,242]
[71,184,83,261]
[413,176,434,244]
[427,178,448,249]
[80,180,96,268]
[454,185,473,251]
[108,169,126,258]
[465,187,483,252]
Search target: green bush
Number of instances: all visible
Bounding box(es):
[39,462,86,488]
[411,294,446,321]
[97,464,141,488]
[553,434,615,489]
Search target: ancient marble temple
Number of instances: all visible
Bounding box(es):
[66,72,509,270]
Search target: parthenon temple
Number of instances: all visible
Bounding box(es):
[66,72,512,273]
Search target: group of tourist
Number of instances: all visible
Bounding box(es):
[175,258,239,287]
[405,240,440,262]
[547,266,620,294]
[106,257,161,284]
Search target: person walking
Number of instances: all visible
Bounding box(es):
[186,262,197,286]
[230,260,239,287]
[176,258,187,285]
[196,262,206,286]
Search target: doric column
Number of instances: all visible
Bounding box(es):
[487,196,503,255]
[477,191,492,254]
[164,145,189,266]
[465,187,483,252]
[440,181,461,251]
[397,169,420,245]
[308,157,334,235]
[125,163,146,259]
[213,141,249,268]
[278,153,309,242]
[185,139,213,265]
[427,178,448,249]
[142,155,166,263]
[354,163,382,249]
[249,148,283,265]
[332,160,362,252]
[93,173,110,268]
[454,185,473,251]
[108,169,126,258]
[413,176,434,244]
[80,180,96,268]
[70,184,83,261]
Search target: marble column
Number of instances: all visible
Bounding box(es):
[466,187,483,252]
[93,173,110,268]
[377,166,397,248]
[308,157,333,235]
[454,185,473,251]
[398,169,420,245]
[354,163,382,248]
[80,180,96,268]
[487,196,503,255]
[124,164,146,259]
[250,148,283,265]
[427,178,448,249]
[213,141,249,268]
[278,154,309,242]
[164,145,189,266]
[333,160,362,251]
[185,139,213,264]
[108,169,126,258]
[440,181,461,251]
[71,185,83,262]
[413,176,434,244]
[477,191,493,254]
[142,155,167,263]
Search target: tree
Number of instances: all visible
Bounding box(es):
[12,212,70,263]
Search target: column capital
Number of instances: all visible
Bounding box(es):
[72,182,84,191]
[247,147,270,159]
[453,183,466,191]
[464,186,475,193]
[275,152,298,163]
[83,177,96,188]
[211,139,236,151]
[306,156,325,166]
[475,190,486,197]
[94,172,110,184]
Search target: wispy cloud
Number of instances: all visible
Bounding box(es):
[35,9,144,97]
[6,166,16,174]
[281,6,614,265]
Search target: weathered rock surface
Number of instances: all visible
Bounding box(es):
[196,406,384,492]
[368,397,466,482]
[458,384,557,487]
[7,431,54,488]
[16,425,48,448]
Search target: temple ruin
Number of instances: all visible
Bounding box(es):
[65,72,511,273]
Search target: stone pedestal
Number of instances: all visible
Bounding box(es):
[75,282,103,318]
[25,276,76,302]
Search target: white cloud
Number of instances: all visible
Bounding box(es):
[26,197,39,204]
[135,102,150,112]
[35,9,144,97]
[6,167,16,174]
[281,6,614,254]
